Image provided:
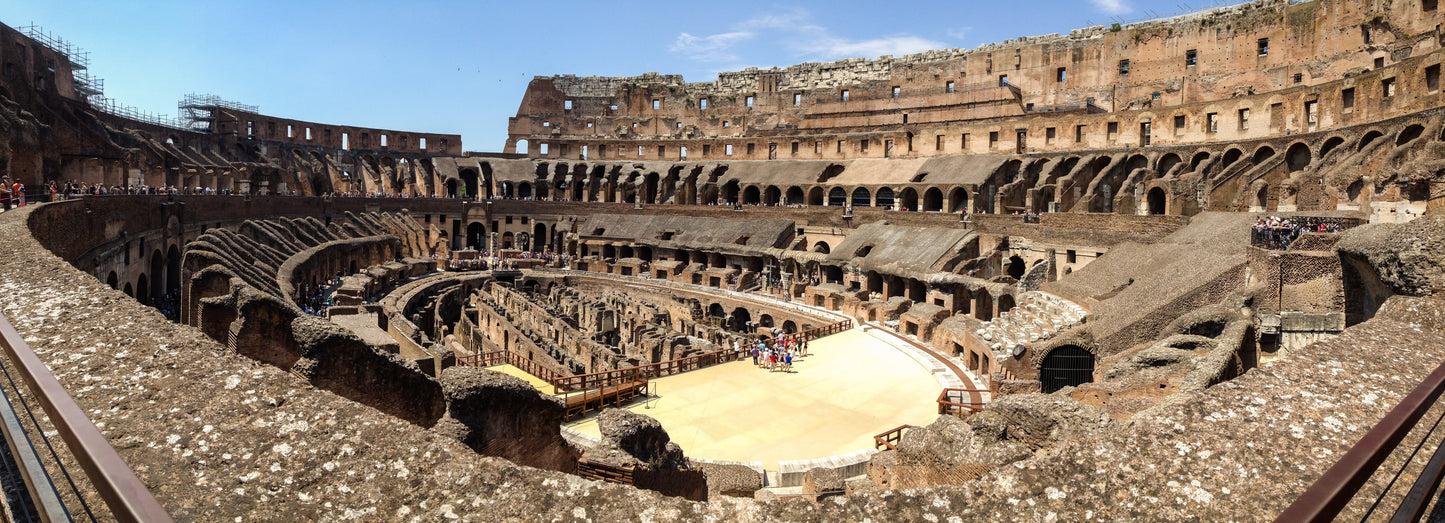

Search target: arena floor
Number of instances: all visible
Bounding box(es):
[552,327,943,468]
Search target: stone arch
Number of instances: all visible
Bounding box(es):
[1251,145,1276,164]
[1156,153,1182,175]
[1255,185,1270,210]
[1040,345,1095,393]
[123,283,134,297]
[1221,148,1244,168]
[1147,186,1167,215]
[742,185,761,204]
[533,223,548,252]
[1188,151,1211,171]
[466,222,486,250]
[781,320,797,334]
[807,186,825,206]
[922,187,944,212]
[812,241,831,254]
[973,288,992,321]
[136,274,150,305]
[149,249,164,306]
[1397,123,1425,146]
[851,187,871,207]
[876,187,896,209]
[458,168,480,199]
[828,187,847,206]
[947,187,968,213]
[518,182,533,199]
[997,293,1016,314]
[1319,136,1345,157]
[1124,154,1149,173]
[899,187,919,211]
[1358,130,1384,151]
[722,180,740,204]
[166,245,182,301]
[763,185,782,205]
[729,307,752,332]
[644,172,660,204]
[106,271,119,290]
[786,186,805,205]
[1285,142,1312,172]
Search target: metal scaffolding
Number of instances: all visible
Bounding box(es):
[19,23,188,131]
[179,94,259,133]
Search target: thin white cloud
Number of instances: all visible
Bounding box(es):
[670,7,946,66]
[670,31,754,63]
[802,35,946,59]
[1090,0,1132,15]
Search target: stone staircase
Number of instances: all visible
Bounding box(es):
[974,292,1085,352]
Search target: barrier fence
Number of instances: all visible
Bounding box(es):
[1250,216,1363,250]
[874,424,916,450]
[937,388,989,417]
[455,350,561,384]
[0,311,173,522]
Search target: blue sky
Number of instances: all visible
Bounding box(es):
[2,0,1240,152]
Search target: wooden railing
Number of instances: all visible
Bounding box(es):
[937,388,989,417]
[793,318,852,344]
[454,349,561,383]
[552,348,742,393]
[874,424,916,450]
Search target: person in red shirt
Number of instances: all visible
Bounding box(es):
[12,181,24,206]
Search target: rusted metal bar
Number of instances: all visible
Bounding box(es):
[0,312,174,522]
[1389,424,1445,523]
[0,380,68,521]
[1275,358,1445,522]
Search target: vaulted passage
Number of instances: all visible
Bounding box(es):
[1040,345,1094,393]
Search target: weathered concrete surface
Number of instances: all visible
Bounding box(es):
[1337,213,1445,297]
[436,366,578,473]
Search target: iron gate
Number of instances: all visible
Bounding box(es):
[1040,345,1095,393]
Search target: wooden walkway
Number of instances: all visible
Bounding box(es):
[562,380,649,421]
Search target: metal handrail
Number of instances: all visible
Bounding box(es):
[1275,358,1445,522]
[0,312,173,522]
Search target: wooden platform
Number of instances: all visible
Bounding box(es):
[576,460,635,485]
[563,380,648,421]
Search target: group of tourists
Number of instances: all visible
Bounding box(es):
[734,334,810,373]
[1251,215,1352,250]
[0,177,25,211]
[295,280,336,317]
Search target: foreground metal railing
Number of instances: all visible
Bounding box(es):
[0,312,172,522]
[1276,359,1445,522]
